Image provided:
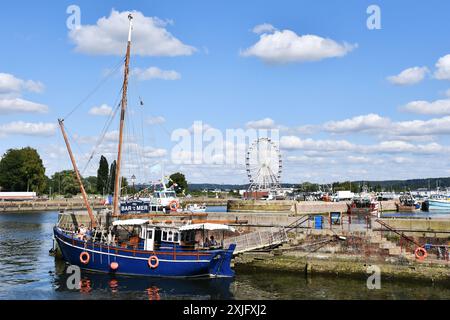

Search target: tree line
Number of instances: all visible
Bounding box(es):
[0,147,188,197]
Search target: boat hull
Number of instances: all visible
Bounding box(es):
[426,199,450,210]
[54,227,235,278]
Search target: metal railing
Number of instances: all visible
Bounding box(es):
[224,228,288,254]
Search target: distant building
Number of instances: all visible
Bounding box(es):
[0,192,37,201]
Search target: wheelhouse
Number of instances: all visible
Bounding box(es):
[112,220,235,252]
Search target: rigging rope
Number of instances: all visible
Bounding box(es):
[80,85,124,175]
[63,56,125,121]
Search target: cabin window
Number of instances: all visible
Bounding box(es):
[147,230,153,240]
[168,231,173,242]
[162,231,167,241]
[174,232,179,242]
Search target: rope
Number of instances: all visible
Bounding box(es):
[63,56,125,121]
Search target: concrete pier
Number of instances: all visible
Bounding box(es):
[227,200,398,214]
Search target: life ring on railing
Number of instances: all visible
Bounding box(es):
[415,247,428,261]
[80,251,90,265]
[169,201,180,212]
[148,255,159,269]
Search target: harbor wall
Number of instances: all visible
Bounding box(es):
[377,218,450,238]
[235,254,450,283]
[227,200,398,213]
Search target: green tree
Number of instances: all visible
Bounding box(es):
[296,182,320,192]
[108,160,116,195]
[96,156,109,195]
[84,176,98,194]
[168,172,188,195]
[0,147,47,193]
[50,170,79,196]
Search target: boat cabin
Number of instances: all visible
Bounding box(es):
[112,220,235,252]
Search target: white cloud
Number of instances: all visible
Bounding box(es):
[69,10,196,57]
[434,54,450,80]
[387,66,429,85]
[147,116,166,125]
[346,156,371,163]
[280,135,446,155]
[246,118,276,129]
[0,98,48,114]
[241,28,356,64]
[390,116,450,136]
[446,89,450,97]
[401,98,450,115]
[0,73,44,94]
[0,121,56,137]
[132,67,181,81]
[280,136,356,152]
[88,104,113,116]
[324,113,390,133]
[252,23,277,34]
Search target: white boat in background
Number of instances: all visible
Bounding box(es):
[185,203,207,213]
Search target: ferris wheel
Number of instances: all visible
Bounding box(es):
[246,138,282,191]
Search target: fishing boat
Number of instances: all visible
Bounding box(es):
[121,180,181,214]
[53,221,236,277]
[347,195,379,216]
[53,14,236,278]
[424,194,450,210]
[396,193,421,212]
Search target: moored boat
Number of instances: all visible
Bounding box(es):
[185,203,207,213]
[348,196,379,216]
[425,195,450,210]
[54,220,236,278]
[396,193,420,212]
[54,14,237,278]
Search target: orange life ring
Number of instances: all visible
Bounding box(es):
[169,200,180,212]
[80,251,90,265]
[415,247,428,261]
[148,255,159,269]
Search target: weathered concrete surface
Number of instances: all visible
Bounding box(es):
[235,253,450,283]
[227,200,398,214]
[378,218,450,238]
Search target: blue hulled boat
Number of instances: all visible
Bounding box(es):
[54,14,237,278]
[54,221,236,278]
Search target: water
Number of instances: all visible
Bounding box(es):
[0,210,449,300]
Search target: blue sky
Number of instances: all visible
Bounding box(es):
[1,1,450,185]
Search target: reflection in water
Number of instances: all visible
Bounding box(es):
[53,263,234,300]
[0,211,449,300]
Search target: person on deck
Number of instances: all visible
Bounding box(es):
[209,236,218,247]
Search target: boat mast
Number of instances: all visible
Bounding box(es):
[58,119,97,228]
[113,14,133,216]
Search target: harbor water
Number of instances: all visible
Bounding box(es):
[0,210,449,300]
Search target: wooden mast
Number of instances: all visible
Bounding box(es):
[58,119,97,228]
[113,14,133,216]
